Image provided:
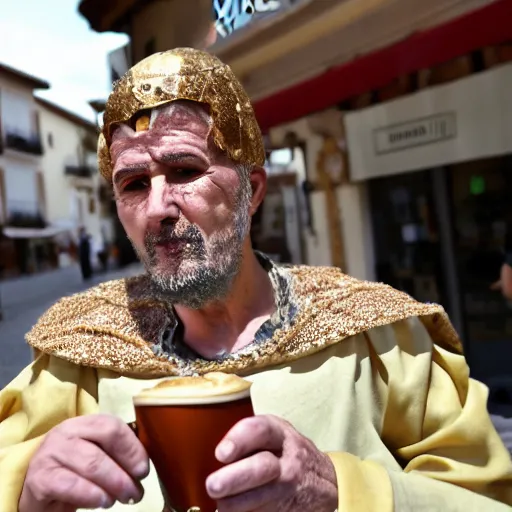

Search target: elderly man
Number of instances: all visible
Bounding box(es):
[0,48,511,512]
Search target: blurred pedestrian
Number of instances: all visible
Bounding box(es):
[491,218,512,300]
[95,235,109,273]
[78,226,92,281]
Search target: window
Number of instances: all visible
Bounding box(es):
[4,164,39,216]
[1,91,33,139]
[47,132,53,148]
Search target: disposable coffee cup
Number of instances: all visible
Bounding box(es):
[133,372,254,512]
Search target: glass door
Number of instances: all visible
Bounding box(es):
[448,156,512,382]
[369,170,450,313]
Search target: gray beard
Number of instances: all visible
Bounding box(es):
[133,196,250,309]
[147,236,243,309]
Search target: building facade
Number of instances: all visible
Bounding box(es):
[36,98,115,270]
[0,61,116,280]
[344,56,512,384]
[0,64,51,278]
[79,0,214,64]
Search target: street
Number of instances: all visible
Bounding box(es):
[0,264,142,387]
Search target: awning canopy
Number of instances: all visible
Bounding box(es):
[253,0,512,132]
[2,226,71,239]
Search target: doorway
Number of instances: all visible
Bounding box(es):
[448,155,512,382]
[369,170,449,311]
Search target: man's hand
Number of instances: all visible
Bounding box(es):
[206,415,338,512]
[19,415,149,512]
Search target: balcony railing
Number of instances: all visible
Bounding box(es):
[65,165,95,178]
[6,199,45,228]
[6,210,46,228]
[5,132,43,155]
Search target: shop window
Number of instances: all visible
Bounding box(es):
[253,144,308,264]
[368,171,446,306]
[450,157,512,340]
[268,148,293,168]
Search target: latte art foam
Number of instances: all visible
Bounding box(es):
[133,372,251,406]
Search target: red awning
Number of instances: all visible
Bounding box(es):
[253,0,512,132]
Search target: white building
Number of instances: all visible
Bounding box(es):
[0,63,50,278]
[36,98,114,269]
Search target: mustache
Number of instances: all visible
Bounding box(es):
[144,224,206,255]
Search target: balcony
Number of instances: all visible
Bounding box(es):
[6,200,46,229]
[5,132,43,156]
[65,165,95,178]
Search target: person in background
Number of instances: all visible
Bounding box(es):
[492,259,512,300]
[78,226,93,281]
[95,235,109,273]
[491,217,512,300]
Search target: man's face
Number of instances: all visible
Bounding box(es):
[110,101,252,308]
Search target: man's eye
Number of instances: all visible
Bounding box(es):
[123,178,149,191]
[175,168,201,179]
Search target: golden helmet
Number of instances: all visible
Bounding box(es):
[99,47,265,182]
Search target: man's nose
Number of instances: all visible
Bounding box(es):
[146,176,180,224]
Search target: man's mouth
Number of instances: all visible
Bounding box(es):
[155,239,188,255]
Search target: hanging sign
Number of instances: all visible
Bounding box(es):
[213,0,282,38]
[374,112,457,155]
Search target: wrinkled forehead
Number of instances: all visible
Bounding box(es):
[111,100,213,144]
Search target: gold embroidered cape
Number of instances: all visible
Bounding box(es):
[25,265,461,376]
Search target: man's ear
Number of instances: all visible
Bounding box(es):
[248,166,267,216]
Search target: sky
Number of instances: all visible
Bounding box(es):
[0,0,129,122]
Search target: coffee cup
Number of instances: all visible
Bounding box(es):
[133,372,254,512]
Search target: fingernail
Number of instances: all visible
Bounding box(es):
[216,439,235,462]
[101,495,113,509]
[134,461,149,479]
[206,475,223,496]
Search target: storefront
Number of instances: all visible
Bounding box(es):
[0,226,66,278]
[345,62,512,383]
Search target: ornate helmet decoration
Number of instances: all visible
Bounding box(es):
[99,47,265,182]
